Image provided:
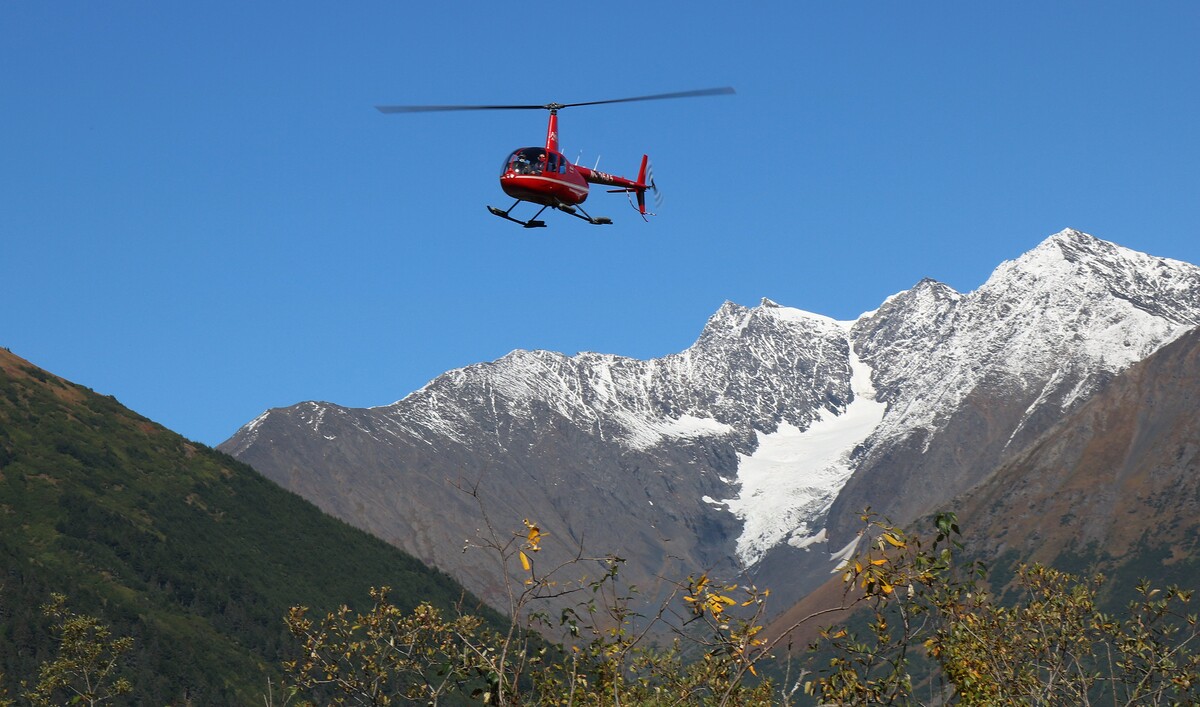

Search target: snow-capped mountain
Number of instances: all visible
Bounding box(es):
[828,229,1200,542]
[220,229,1200,615]
[860,231,1199,447]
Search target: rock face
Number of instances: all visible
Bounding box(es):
[220,229,1200,615]
[950,324,1200,591]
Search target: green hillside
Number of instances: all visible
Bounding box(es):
[0,348,498,703]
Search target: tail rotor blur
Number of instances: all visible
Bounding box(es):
[646,161,664,212]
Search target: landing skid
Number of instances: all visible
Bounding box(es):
[487,204,545,228]
[487,200,612,227]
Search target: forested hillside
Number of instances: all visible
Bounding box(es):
[0,348,498,704]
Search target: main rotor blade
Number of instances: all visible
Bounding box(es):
[375,103,546,113]
[375,87,735,114]
[558,86,736,109]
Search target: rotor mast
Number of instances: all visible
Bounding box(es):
[545,107,560,153]
[543,101,573,153]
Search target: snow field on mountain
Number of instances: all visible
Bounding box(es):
[721,329,886,567]
[620,411,735,449]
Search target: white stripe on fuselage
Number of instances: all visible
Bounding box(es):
[503,174,588,197]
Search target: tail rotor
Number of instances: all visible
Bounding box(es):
[646,160,664,213]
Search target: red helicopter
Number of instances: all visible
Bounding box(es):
[376,87,734,228]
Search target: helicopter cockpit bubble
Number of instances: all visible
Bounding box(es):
[503,147,548,176]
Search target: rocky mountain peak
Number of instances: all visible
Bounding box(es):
[1042,226,1153,268]
[989,229,1200,323]
[858,230,1200,436]
[826,229,1200,554]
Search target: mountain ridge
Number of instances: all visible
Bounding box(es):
[222,228,1200,619]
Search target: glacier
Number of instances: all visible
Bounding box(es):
[721,321,886,566]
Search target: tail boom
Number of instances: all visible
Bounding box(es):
[578,154,655,217]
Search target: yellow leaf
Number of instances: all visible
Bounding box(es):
[871,558,888,566]
[882,533,906,548]
[519,550,531,572]
[523,519,544,551]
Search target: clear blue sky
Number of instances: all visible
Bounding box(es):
[3,2,1198,446]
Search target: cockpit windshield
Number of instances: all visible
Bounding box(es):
[503,147,549,176]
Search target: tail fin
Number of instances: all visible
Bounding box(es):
[635,154,661,217]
